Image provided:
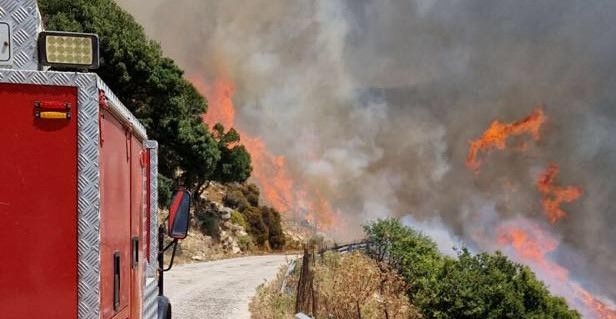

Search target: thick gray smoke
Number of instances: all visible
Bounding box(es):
[117,0,616,304]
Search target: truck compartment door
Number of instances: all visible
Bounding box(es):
[0,83,79,319]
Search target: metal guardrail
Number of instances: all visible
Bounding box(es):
[331,242,371,253]
[320,241,373,255]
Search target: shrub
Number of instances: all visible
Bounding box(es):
[244,183,260,206]
[237,234,255,252]
[243,207,269,246]
[314,252,420,319]
[246,192,259,207]
[230,210,248,230]
[223,190,249,211]
[363,218,581,319]
[262,207,285,250]
[198,212,220,239]
[251,251,419,319]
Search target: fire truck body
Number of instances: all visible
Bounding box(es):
[0,1,173,318]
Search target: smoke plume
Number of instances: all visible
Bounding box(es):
[117,0,616,307]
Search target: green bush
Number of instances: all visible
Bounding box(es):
[244,183,260,206]
[262,207,285,250]
[243,207,269,246]
[363,218,581,319]
[223,185,285,249]
[199,212,220,239]
[224,190,250,211]
[237,234,255,252]
[230,210,248,230]
[246,193,259,207]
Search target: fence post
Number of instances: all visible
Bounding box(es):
[296,246,315,316]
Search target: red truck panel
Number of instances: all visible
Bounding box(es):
[130,136,146,319]
[99,109,132,319]
[0,83,78,319]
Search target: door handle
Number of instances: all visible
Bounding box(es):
[131,236,139,268]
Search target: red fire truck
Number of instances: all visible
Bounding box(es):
[0,1,190,318]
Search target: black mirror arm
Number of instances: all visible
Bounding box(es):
[161,240,178,272]
[157,224,180,296]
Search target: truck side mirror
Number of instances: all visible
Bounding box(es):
[168,189,191,239]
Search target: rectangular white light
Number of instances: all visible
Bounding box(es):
[38,31,99,69]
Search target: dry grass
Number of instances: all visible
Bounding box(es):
[250,251,421,319]
[249,264,297,319]
[314,252,420,319]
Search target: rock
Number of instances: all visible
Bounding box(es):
[221,221,233,231]
[219,209,232,221]
[228,223,244,233]
[217,204,232,219]
[231,240,241,254]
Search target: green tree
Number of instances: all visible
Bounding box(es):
[212,123,252,184]
[39,0,251,203]
[363,219,580,319]
[363,217,444,300]
[423,250,580,319]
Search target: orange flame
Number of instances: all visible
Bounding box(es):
[467,107,546,171]
[576,286,616,319]
[188,74,339,230]
[536,163,583,223]
[498,222,616,319]
[191,76,236,130]
[242,135,294,213]
[497,224,568,281]
[473,107,612,317]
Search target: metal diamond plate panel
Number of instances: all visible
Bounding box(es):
[97,77,147,141]
[0,0,41,70]
[0,69,101,319]
[144,140,159,278]
[143,278,159,319]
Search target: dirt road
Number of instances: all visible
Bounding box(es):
[164,255,291,319]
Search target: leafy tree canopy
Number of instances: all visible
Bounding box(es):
[212,123,252,184]
[38,0,252,204]
[364,218,580,319]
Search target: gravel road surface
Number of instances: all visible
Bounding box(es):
[165,255,292,319]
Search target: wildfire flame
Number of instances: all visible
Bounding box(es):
[498,222,616,319]
[471,107,614,318]
[497,223,568,282]
[189,74,339,230]
[466,107,546,171]
[576,286,616,319]
[536,163,583,223]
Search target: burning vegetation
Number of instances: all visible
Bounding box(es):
[536,163,583,224]
[469,109,615,318]
[466,107,546,172]
[108,0,616,317]
[191,74,341,231]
